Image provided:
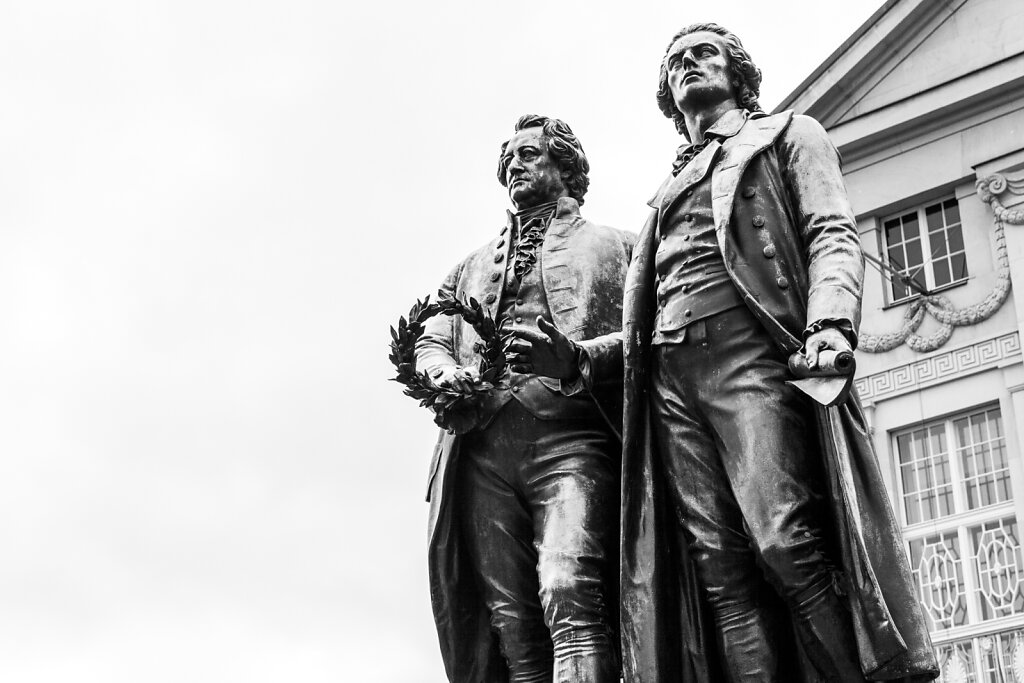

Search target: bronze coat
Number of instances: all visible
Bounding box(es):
[420,197,634,683]
[617,111,938,681]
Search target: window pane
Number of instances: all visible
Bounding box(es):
[911,269,928,295]
[971,518,1024,621]
[926,202,944,231]
[888,244,906,269]
[934,260,951,287]
[944,198,961,225]
[948,225,964,253]
[956,408,1011,510]
[885,218,903,245]
[898,424,954,523]
[904,212,919,233]
[909,533,967,631]
[906,238,923,269]
[952,252,968,281]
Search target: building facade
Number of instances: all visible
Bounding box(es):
[777,1,1024,680]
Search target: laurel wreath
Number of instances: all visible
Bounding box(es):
[389,293,510,433]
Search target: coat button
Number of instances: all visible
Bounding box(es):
[515,316,523,323]
[494,253,504,263]
[682,284,690,293]
[684,213,693,222]
[683,234,691,241]
[500,226,508,235]
[496,239,505,248]
[684,309,692,317]
[753,215,766,227]
[512,385,520,393]
[490,272,501,282]
[777,276,789,290]
[485,293,496,304]
[763,245,776,258]
[742,186,756,198]
[515,298,524,305]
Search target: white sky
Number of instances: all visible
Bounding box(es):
[0,1,885,681]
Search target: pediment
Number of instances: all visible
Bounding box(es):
[776,0,1024,129]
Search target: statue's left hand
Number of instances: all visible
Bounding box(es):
[803,327,852,370]
[506,317,579,379]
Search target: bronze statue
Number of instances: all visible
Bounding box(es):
[416,114,633,682]
[512,24,939,683]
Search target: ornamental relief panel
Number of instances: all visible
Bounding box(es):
[855,332,1020,402]
[860,173,1024,354]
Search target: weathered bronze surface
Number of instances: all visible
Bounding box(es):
[514,23,939,683]
[620,23,940,683]
[414,115,634,682]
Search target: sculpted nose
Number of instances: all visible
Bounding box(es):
[507,157,525,180]
[682,52,698,70]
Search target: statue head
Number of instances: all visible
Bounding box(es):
[497,114,590,209]
[656,23,763,136]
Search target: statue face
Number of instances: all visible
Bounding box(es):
[664,31,737,114]
[501,127,569,210]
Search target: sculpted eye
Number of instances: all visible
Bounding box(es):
[667,56,682,71]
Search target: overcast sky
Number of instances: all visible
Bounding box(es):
[0,1,886,681]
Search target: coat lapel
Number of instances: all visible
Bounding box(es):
[648,140,722,216]
[712,112,793,254]
[542,200,582,328]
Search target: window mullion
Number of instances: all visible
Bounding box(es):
[950,419,968,516]
[960,523,982,626]
[918,205,936,291]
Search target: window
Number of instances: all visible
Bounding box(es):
[894,406,1024,681]
[883,197,968,303]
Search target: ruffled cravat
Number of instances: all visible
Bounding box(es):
[512,201,558,280]
[671,139,711,176]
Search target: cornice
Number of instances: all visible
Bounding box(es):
[775,0,964,121]
[829,54,1024,165]
[855,331,1021,403]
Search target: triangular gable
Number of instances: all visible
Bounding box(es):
[775,0,1024,129]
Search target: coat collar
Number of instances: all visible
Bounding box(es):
[700,107,749,140]
[504,196,580,230]
[647,109,750,211]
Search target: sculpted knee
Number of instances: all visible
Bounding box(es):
[537,556,604,627]
[756,535,830,598]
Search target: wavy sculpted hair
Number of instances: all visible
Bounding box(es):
[656,23,763,136]
[496,114,590,204]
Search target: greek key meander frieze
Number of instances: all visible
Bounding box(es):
[855,332,1021,402]
[859,173,1024,354]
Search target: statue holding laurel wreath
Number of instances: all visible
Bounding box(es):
[393,114,633,683]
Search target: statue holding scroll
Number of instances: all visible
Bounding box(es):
[511,23,938,683]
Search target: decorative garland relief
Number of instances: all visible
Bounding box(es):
[859,172,1024,353]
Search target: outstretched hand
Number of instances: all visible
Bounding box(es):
[506,317,579,380]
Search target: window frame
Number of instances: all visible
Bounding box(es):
[880,195,969,306]
[891,404,1024,649]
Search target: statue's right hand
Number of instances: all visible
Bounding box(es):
[428,365,477,394]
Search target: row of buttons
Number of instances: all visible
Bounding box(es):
[742,188,788,289]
